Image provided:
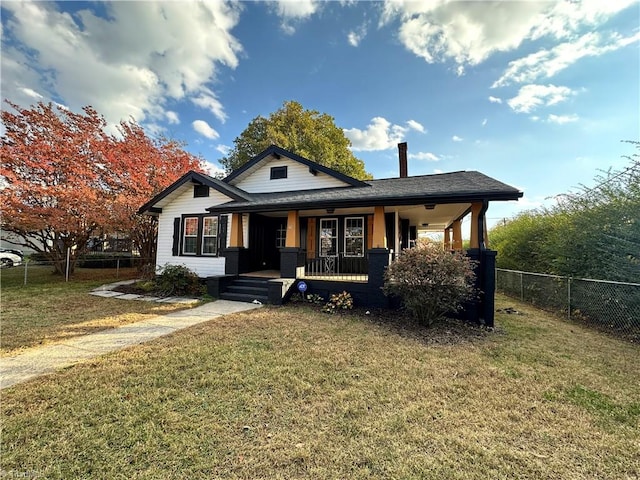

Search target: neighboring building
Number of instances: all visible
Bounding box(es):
[139,144,522,326]
[0,230,44,256]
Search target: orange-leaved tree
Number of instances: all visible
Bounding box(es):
[104,121,205,265]
[1,101,204,274]
[1,101,113,274]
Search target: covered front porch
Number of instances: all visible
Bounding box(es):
[219,199,497,325]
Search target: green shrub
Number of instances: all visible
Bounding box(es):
[155,264,204,297]
[383,241,476,326]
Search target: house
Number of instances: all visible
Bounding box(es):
[138,143,522,326]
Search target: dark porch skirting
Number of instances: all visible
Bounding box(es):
[216,245,497,327]
[299,248,497,327]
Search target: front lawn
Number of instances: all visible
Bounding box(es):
[0,265,194,353]
[1,295,638,479]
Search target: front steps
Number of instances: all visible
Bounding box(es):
[219,277,270,304]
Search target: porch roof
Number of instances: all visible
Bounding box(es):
[206,170,522,214]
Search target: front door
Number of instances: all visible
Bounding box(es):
[248,214,286,271]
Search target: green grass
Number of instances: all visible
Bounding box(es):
[1,265,195,353]
[1,295,638,479]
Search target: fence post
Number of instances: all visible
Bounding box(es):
[567,277,571,321]
[24,260,28,286]
[117,258,120,279]
[520,272,524,301]
[65,247,71,282]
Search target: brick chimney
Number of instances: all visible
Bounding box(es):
[398,142,408,178]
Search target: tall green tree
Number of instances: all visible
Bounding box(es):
[221,100,372,180]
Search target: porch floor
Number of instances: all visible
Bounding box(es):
[240,270,281,279]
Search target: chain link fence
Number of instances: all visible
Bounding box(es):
[3,255,155,286]
[496,268,640,341]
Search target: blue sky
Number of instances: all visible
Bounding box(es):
[1,0,639,229]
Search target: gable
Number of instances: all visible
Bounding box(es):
[234,155,351,193]
[152,182,233,212]
[138,171,248,216]
[223,145,367,193]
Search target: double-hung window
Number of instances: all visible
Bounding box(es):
[344,217,364,257]
[319,218,338,257]
[180,215,223,256]
[183,217,199,255]
[202,217,218,255]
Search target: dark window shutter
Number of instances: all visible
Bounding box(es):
[172,217,181,256]
[217,215,228,257]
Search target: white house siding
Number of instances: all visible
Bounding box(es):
[235,157,348,193]
[156,187,232,277]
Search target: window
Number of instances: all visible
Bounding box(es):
[319,218,338,257]
[194,185,209,198]
[276,223,287,248]
[344,217,364,257]
[202,217,218,255]
[270,166,288,180]
[178,215,225,256]
[183,217,199,254]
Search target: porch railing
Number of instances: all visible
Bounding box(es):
[304,254,368,281]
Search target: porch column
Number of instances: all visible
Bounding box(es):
[451,220,463,251]
[225,213,247,275]
[469,201,487,250]
[444,227,451,250]
[281,210,303,278]
[372,206,387,248]
[229,213,244,247]
[285,210,300,248]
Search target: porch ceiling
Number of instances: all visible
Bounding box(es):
[258,203,470,231]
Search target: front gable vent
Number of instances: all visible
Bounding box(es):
[194,185,209,197]
[270,166,288,180]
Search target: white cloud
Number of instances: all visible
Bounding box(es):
[216,144,232,155]
[203,161,225,177]
[380,0,636,70]
[381,1,550,66]
[406,119,425,133]
[0,1,242,130]
[547,113,579,124]
[344,117,407,151]
[190,88,227,123]
[192,120,219,140]
[452,135,463,142]
[271,0,320,35]
[481,118,488,126]
[408,151,439,161]
[488,96,502,104]
[507,84,576,114]
[273,0,318,19]
[165,111,180,125]
[19,87,43,100]
[433,169,443,174]
[493,31,640,88]
[348,22,368,47]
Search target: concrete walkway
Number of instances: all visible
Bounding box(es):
[1,296,262,390]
